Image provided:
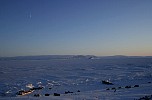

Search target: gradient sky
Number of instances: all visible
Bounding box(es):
[0,0,152,57]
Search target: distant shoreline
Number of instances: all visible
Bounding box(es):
[0,55,152,61]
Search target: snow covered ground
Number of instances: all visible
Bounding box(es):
[0,56,152,100]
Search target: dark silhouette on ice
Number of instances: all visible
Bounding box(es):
[102,80,114,85]
[54,93,60,96]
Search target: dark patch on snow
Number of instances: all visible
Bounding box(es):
[54,93,60,96]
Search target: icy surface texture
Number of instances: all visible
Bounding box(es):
[0,56,152,100]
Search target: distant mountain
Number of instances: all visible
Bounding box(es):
[0,55,152,60]
[0,55,97,60]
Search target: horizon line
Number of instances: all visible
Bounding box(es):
[1,54,152,58]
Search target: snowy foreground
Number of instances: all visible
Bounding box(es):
[0,55,152,100]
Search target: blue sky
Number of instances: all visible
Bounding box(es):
[0,0,152,57]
